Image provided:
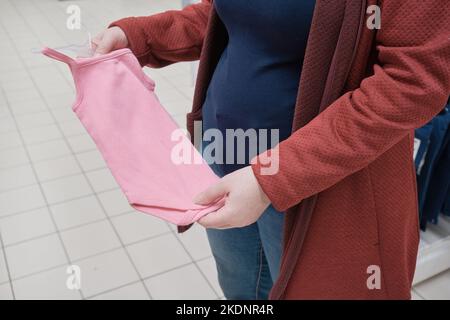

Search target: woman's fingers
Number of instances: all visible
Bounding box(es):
[193,180,228,205]
[93,31,116,56]
[93,27,128,56]
[198,206,233,229]
[91,30,104,51]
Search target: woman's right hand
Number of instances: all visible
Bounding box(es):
[92,26,129,56]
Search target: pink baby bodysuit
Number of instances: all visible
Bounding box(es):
[42,47,224,226]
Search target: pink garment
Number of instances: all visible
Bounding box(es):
[42,47,224,226]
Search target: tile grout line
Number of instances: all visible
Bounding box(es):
[158,71,196,103]
[0,83,80,299]
[0,229,16,299]
[169,225,221,298]
[0,186,121,220]
[2,217,173,252]
[0,165,111,195]
[0,240,214,296]
[0,148,103,171]
[0,130,95,154]
[83,260,205,300]
[1,0,85,300]
[86,259,210,300]
[412,289,427,300]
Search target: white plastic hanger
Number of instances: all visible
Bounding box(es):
[31,32,95,58]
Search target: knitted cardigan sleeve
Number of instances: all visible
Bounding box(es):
[109,0,212,67]
[252,0,450,212]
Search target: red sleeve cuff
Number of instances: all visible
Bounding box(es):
[251,147,293,212]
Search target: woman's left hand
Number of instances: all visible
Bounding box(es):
[194,166,271,229]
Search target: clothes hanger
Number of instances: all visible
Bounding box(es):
[31,32,95,58]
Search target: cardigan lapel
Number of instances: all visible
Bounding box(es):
[270,0,370,299]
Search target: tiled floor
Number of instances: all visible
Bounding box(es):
[0,0,221,300]
[0,0,448,300]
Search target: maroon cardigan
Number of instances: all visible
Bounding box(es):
[111,0,450,299]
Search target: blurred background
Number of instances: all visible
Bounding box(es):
[0,0,448,300]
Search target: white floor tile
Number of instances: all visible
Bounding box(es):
[8,97,47,115]
[59,119,87,137]
[50,196,105,230]
[75,149,106,171]
[112,212,171,245]
[144,70,166,84]
[41,174,92,204]
[50,106,77,123]
[0,283,13,300]
[5,88,41,105]
[90,282,150,300]
[162,99,190,116]
[414,269,450,300]
[0,116,16,133]
[157,88,188,105]
[0,69,29,84]
[1,78,35,93]
[166,74,194,88]
[25,58,55,70]
[34,81,73,99]
[97,189,132,217]
[0,185,46,217]
[176,224,212,260]
[0,146,29,169]
[5,234,67,279]
[0,105,11,119]
[197,257,222,296]
[44,93,76,110]
[34,154,81,181]
[12,265,82,300]
[411,289,424,300]
[0,250,9,284]
[158,63,190,77]
[66,134,96,153]
[0,131,22,150]
[172,114,187,130]
[0,164,36,192]
[61,220,121,261]
[177,85,195,101]
[15,111,54,129]
[27,139,71,163]
[77,249,139,298]
[127,233,191,278]
[145,264,217,300]
[86,168,118,193]
[28,67,61,85]
[21,123,61,145]
[0,207,55,246]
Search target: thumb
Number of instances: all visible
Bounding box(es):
[93,32,115,56]
[194,181,227,205]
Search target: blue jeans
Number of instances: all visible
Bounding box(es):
[202,143,284,299]
[207,205,284,300]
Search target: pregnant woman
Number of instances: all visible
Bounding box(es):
[93,0,450,299]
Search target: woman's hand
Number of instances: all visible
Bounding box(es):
[92,27,129,56]
[194,166,271,229]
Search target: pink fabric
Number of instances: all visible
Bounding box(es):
[42,47,224,226]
